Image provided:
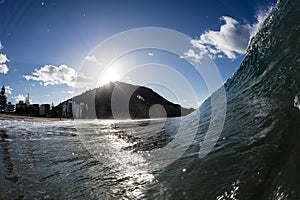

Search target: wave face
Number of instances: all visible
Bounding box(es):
[150,0,300,199]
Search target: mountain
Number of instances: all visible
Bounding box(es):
[52,82,194,119]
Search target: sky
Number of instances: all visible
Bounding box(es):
[0,0,276,108]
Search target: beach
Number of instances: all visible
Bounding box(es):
[0,113,68,122]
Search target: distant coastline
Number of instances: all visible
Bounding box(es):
[0,113,69,122]
[1,82,194,120]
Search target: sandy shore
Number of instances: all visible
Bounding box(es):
[0,113,69,122]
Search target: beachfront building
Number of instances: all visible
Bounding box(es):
[73,102,88,119]
[25,93,30,105]
[62,100,73,118]
[16,101,27,115]
[39,104,51,117]
[0,85,7,111]
[6,102,15,112]
[29,104,40,116]
[15,93,42,116]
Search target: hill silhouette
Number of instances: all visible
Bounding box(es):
[52,82,195,119]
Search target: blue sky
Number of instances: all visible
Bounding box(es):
[0,0,276,108]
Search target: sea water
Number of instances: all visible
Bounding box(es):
[1,0,300,199]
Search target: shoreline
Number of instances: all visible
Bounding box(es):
[0,113,70,122]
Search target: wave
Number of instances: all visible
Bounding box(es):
[151,0,300,199]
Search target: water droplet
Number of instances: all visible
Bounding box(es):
[294,94,300,110]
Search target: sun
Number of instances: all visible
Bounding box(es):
[98,64,121,86]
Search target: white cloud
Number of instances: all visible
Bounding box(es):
[184,7,273,61]
[4,85,13,94]
[85,55,105,68]
[24,65,90,88]
[188,16,252,60]
[23,64,77,87]
[13,94,32,104]
[0,53,9,64]
[181,49,207,63]
[148,52,154,56]
[0,43,10,74]
[85,55,97,62]
[13,94,25,103]
[0,64,9,74]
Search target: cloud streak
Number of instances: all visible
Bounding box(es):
[183,7,273,62]
[85,55,98,63]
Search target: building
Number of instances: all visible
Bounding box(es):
[16,101,27,115]
[25,93,30,105]
[62,100,73,118]
[0,85,7,111]
[39,104,50,117]
[6,102,15,112]
[74,102,88,119]
[31,104,40,116]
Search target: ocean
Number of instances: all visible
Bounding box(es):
[1,0,300,199]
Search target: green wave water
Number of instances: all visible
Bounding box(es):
[153,0,300,199]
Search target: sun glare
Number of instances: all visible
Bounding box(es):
[98,64,121,86]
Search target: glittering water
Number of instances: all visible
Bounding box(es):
[0,118,191,199]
